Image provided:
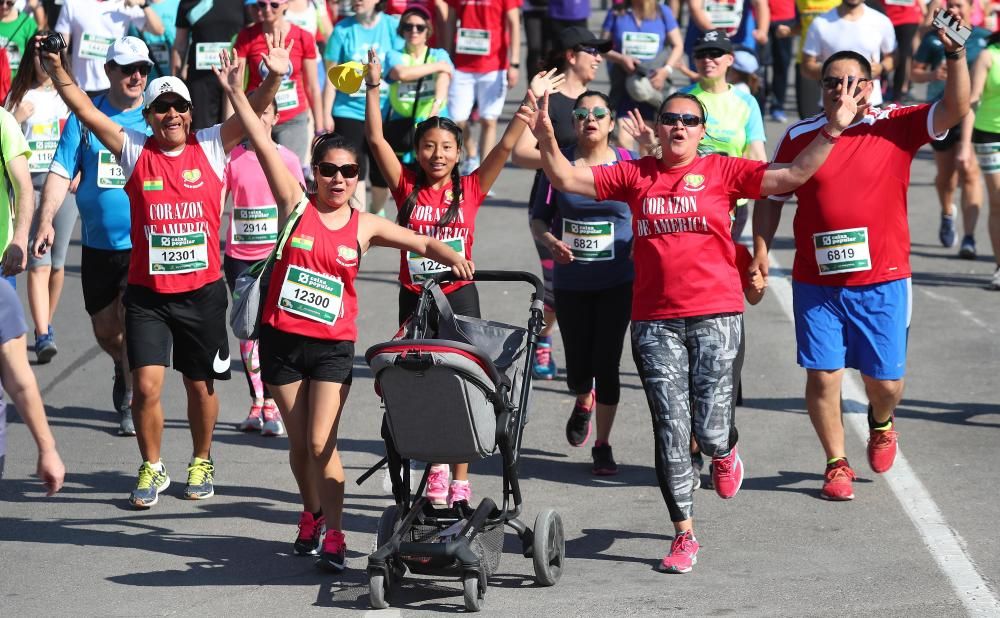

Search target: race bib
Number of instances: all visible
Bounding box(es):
[563,219,614,261]
[27,121,61,174]
[974,142,1000,174]
[621,32,660,60]
[148,231,209,274]
[813,227,872,275]
[397,79,436,102]
[275,80,299,111]
[231,205,279,245]
[407,237,464,282]
[97,150,126,189]
[456,28,491,56]
[705,0,743,30]
[278,265,344,325]
[79,34,115,60]
[195,42,230,71]
[148,41,170,68]
[883,0,914,5]
[4,45,21,72]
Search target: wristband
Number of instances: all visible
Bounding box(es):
[510,62,520,68]
[945,48,966,60]
[367,81,381,88]
[820,126,841,144]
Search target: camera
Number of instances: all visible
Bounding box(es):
[38,31,67,54]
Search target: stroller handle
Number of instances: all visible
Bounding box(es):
[428,270,545,304]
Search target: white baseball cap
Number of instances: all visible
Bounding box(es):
[143,76,193,110]
[106,36,154,67]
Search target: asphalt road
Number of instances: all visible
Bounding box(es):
[2,33,999,618]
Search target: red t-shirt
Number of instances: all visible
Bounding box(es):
[235,24,318,125]
[593,155,767,321]
[769,0,797,22]
[446,0,521,73]
[391,167,485,294]
[263,201,361,342]
[771,103,940,287]
[883,0,923,26]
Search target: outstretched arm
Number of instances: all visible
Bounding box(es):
[361,214,475,280]
[216,50,304,222]
[516,91,597,198]
[931,8,972,135]
[363,49,403,193]
[219,31,294,153]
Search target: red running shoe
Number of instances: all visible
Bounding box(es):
[867,414,898,473]
[658,530,699,574]
[821,459,857,501]
[712,446,744,499]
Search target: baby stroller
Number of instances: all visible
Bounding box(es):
[362,271,565,611]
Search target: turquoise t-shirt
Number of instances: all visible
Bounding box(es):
[384,47,452,121]
[681,82,765,157]
[324,13,403,120]
[914,27,992,103]
[131,0,180,79]
[0,107,31,254]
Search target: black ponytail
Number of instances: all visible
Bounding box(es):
[397,116,464,228]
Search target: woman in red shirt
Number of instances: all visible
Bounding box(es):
[216,50,473,574]
[519,85,857,573]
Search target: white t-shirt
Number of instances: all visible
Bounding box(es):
[802,6,896,106]
[55,0,147,92]
[118,124,228,184]
[19,87,70,175]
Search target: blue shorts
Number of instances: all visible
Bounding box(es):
[792,278,911,380]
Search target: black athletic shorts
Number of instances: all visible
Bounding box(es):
[331,116,389,188]
[81,246,131,315]
[259,324,355,385]
[397,282,481,326]
[931,122,961,152]
[123,278,232,381]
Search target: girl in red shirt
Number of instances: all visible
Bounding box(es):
[216,50,473,574]
[519,86,857,573]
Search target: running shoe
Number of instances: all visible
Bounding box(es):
[459,155,480,176]
[316,529,347,572]
[769,109,788,123]
[959,235,977,260]
[237,402,264,432]
[532,338,557,380]
[112,361,126,414]
[691,452,704,490]
[35,326,57,364]
[294,511,325,556]
[820,459,856,501]
[939,211,957,248]
[183,457,215,500]
[426,465,449,505]
[658,530,699,574]
[712,447,744,499]
[565,391,594,447]
[447,480,472,507]
[991,266,1000,291]
[591,442,618,476]
[261,400,285,437]
[867,405,898,473]
[129,462,170,509]
[118,405,136,437]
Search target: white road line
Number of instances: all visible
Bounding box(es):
[765,269,1000,615]
[917,288,998,335]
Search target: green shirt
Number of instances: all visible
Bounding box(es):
[681,82,766,157]
[0,12,38,75]
[0,107,31,254]
[974,46,1000,135]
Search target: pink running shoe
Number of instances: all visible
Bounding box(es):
[712,447,744,499]
[261,400,285,437]
[426,465,449,505]
[237,402,263,432]
[294,511,325,556]
[316,529,347,572]
[659,530,699,574]
[447,480,472,507]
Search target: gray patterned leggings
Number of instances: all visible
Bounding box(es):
[631,314,744,522]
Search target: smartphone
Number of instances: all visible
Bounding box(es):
[932,8,972,47]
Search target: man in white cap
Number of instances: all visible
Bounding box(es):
[37,30,293,509]
[33,36,154,438]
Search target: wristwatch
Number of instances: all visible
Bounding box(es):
[510,62,520,68]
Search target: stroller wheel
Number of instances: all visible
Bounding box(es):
[532,509,565,586]
[369,571,390,609]
[462,572,484,612]
[376,504,400,549]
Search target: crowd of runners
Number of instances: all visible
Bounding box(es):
[0,0,993,576]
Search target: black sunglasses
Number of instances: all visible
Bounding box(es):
[117,62,152,76]
[148,99,192,114]
[0,0,16,7]
[575,45,600,56]
[821,76,870,91]
[315,162,360,178]
[659,112,703,127]
[572,106,610,121]
[694,49,728,60]
[256,1,282,9]
[401,23,428,33]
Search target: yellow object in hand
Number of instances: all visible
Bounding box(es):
[327,61,369,94]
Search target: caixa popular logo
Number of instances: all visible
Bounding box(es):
[182,168,203,189]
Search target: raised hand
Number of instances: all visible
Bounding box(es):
[935,6,968,54]
[213,49,242,93]
[528,68,566,99]
[366,48,381,86]
[514,90,556,141]
[261,29,293,80]
[620,109,656,149]
[827,76,867,131]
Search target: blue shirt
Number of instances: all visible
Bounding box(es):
[684,0,757,62]
[601,8,679,62]
[131,0,180,78]
[531,147,636,291]
[50,96,150,251]
[325,13,403,121]
[0,278,27,461]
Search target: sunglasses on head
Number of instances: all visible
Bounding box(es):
[148,99,192,114]
[315,162,360,178]
[694,48,727,60]
[401,22,428,33]
[659,112,703,127]
[576,45,600,56]
[256,1,282,9]
[572,106,610,121]
[117,62,151,76]
[821,76,870,90]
